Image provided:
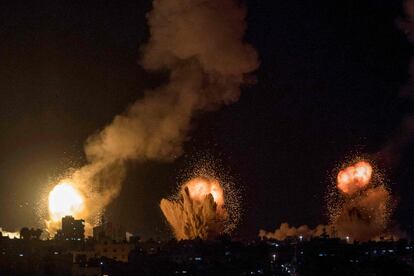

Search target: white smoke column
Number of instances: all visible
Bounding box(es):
[46,0,258,233]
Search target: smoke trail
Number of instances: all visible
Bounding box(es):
[46,0,258,233]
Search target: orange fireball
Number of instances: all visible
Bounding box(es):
[183,176,224,207]
[337,161,373,195]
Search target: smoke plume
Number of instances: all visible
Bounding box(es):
[46,0,258,233]
[330,186,391,241]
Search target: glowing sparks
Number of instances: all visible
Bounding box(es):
[329,158,393,241]
[160,159,241,241]
[48,182,85,222]
[160,175,229,240]
[337,161,372,195]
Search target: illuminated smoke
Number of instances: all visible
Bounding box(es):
[330,185,391,241]
[161,176,234,240]
[328,160,393,241]
[260,159,394,242]
[259,223,328,241]
[160,162,241,240]
[0,228,20,239]
[45,0,258,234]
[160,177,227,240]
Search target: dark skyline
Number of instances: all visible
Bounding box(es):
[0,1,412,239]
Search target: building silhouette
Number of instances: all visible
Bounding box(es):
[92,216,125,242]
[56,216,85,241]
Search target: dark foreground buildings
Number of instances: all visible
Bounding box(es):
[0,219,413,275]
[55,216,85,242]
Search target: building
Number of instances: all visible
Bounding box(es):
[94,240,135,263]
[93,217,125,242]
[71,263,101,276]
[56,216,85,241]
[72,240,135,263]
[71,250,96,263]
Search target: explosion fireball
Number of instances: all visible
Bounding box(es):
[46,181,86,234]
[48,182,85,221]
[329,159,392,241]
[160,169,239,241]
[337,161,372,194]
[185,177,225,209]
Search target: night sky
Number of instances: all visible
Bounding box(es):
[0,1,412,239]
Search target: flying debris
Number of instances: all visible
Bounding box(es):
[329,160,392,241]
[160,176,228,240]
[185,177,225,209]
[161,159,241,241]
